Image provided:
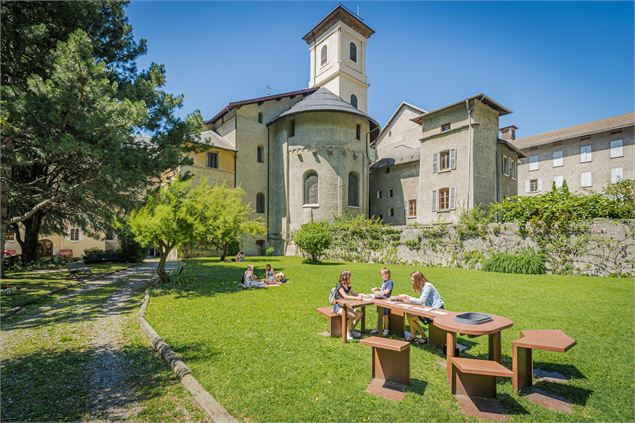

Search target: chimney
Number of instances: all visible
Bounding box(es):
[500,125,518,141]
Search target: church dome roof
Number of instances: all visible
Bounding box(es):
[272,87,380,140]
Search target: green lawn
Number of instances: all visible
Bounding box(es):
[1,262,136,313]
[145,256,634,422]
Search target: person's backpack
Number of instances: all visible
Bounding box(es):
[328,287,338,305]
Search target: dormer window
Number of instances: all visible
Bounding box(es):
[349,42,357,62]
[350,94,358,109]
[320,45,327,66]
[441,122,451,132]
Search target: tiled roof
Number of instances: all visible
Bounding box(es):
[513,112,635,149]
[371,144,420,169]
[303,5,374,43]
[411,94,512,124]
[198,130,236,151]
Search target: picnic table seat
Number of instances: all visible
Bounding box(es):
[67,261,93,279]
[315,306,342,337]
[450,357,513,398]
[360,336,410,401]
[512,329,576,393]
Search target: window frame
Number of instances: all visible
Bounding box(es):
[408,199,417,217]
[289,118,295,137]
[350,94,358,109]
[349,41,357,62]
[580,144,592,163]
[552,150,564,167]
[611,167,624,183]
[439,150,451,172]
[441,122,451,132]
[580,171,592,188]
[529,179,538,193]
[347,172,360,207]
[610,139,624,158]
[356,124,361,140]
[256,193,265,214]
[257,111,263,124]
[320,44,327,66]
[207,152,219,169]
[69,228,80,242]
[528,154,539,171]
[304,171,319,205]
[438,187,450,211]
[257,145,264,163]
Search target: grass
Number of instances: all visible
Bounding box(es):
[1,271,207,422]
[1,262,136,313]
[145,256,634,422]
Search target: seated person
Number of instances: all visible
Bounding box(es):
[394,271,444,343]
[331,270,363,340]
[235,251,246,262]
[275,272,287,283]
[370,267,394,336]
[263,264,280,285]
[243,264,267,288]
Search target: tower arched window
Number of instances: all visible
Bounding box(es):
[304,171,319,205]
[350,94,358,109]
[256,192,265,214]
[349,42,357,62]
[348,172,359,207]
[320,45,327,66]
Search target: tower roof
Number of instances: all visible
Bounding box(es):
[270,87,380,141]
[303,4,375,44]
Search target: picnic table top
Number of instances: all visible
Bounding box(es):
[513,329,576,352]
[373,299,459,319]
[433,312,513,336]
[335,298,376,307]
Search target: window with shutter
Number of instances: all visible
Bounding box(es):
[580,145,592,162]
[304,171,318,204]
[554,175,564,188]
[529,179,538,193]
[610,139,623,158]
[581,171,592,187]
[611,167,623,183]
[449,187,456,210]
[553,150,564,167]
[69,228,80,241]
[537,179,543,192]
[502,155,510,176]
[432,190,437,212]
[525,180,531,193]
[439,151,450,171]
[438,188,450,211]
[529,155,539,171]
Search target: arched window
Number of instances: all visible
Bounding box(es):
[304,171,318,205]
[320,45,327,66]
[257,145,264,163]
[348,172,359,207]
[349,42,357,62]
[256,192,265,214]
[350,94,358,109]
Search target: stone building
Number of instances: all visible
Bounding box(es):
[370,95,524,225]
[514,112,634,194]
[194,5,378,255]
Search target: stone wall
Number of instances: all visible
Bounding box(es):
[321,219,635,277]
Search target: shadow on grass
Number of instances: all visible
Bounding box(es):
[498,393,531,415]
[406,378,428,396]
[533,361,587,380]
[531,380,594,406]
[0,342,204,422]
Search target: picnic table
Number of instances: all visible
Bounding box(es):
[334,298,375,343]
[432,312,513,381]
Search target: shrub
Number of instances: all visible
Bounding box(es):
[265,246,276,256]
[82,247,106,261]
[456,206,490,240]
[484,250,546,274]
[463,250,485,269]
[294,221,332,262]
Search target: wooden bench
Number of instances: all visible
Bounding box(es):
[512,329,576,393]
[450,357,513,398]
[67,261,93,279]
[315,306,342,338]
[360,336,410,401]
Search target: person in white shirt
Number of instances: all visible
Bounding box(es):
[395,271,444,343]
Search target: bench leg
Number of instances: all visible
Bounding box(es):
[329,315,342,338]
[376,307,384,332]
[452,366,497,398]
[341,304,348,344]
[513,345,532,393]
[361,306,366,334]
[389,311,404,337]
[488,332,502,363]
[373,347,410,385]
[446,331,457,382]
[429,322,446,350]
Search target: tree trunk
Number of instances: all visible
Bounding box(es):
[156,241,172,284]
[20,213,43,263]
[220,242,228,262]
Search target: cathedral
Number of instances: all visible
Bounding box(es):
[188,5,380,255]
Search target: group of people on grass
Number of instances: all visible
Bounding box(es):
[242,264,287,288]
[332,267,444,342]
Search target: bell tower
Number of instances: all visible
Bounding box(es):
[304,5,374,113]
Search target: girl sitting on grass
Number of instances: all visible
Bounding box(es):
[243,264,267,288]
[264,264,280,286]
[395,271,444,343]
[332,270,364,341]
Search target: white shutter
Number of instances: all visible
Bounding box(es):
[525,180,530,193]
[450,149,456,170]
[450,187,456,210]
[610,139,623,158]
[611,167,623,183]
[432,153,438,173]
[554,175,564,189]
[432,190,437,212]
[537,179,543,192]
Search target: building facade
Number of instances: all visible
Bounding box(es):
[4,228,117,258]
[190,5,378,255]
[514,112,634,195]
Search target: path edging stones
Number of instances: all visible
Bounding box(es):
[138,289,237,423]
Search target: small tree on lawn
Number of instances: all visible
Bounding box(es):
[204,186,266,261]
[294,221,332,263]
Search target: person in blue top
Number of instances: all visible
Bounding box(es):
[395,271,444,343]
[370,267,394,336]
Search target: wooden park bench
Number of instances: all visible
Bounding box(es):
[512,329,576,393]
[360,336,410,401]
[450,357,513,398]
[315,306,342,337]
[67,261,93,279]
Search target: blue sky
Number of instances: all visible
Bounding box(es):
[127,1,634,138]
